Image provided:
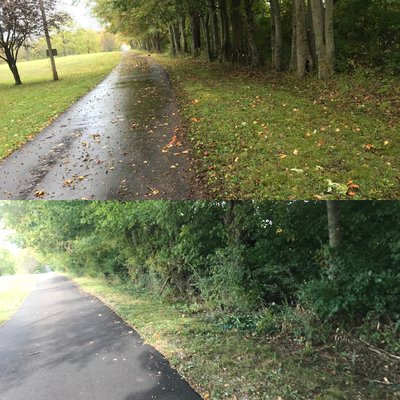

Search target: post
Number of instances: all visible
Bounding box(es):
[38,0,59,81]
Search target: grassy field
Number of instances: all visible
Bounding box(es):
[72,275,398,400]
[0,274,37,325]
[0,52,121,159]
[152,54,400,200]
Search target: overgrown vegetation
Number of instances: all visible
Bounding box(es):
[152,54,400,199]
[72,274,400,399]
[1,201,399,398]
[0,52,120,159]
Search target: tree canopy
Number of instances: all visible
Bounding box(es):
[2,201,399,324]
[0,0,68,84]
[91,0,400,76]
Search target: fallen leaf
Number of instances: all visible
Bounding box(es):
[363,143,375,151]
[35,190,45,198]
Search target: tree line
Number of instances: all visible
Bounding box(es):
[2,201,399,328]
[92,0,400,78]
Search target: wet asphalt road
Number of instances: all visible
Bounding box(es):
[0,52,194,200]
[0,274,202,400]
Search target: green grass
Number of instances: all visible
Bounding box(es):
[72,275,397,400]
[0,52,121,159]
[0,274,37,325]
[152,55,400,200]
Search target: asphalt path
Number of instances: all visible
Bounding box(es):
[0,52,194,200]
[0,274,201,400]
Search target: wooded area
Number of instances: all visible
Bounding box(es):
[2,201,399,353]
[93,0,400,77]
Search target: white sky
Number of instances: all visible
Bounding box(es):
[59,0,102,31]
[0,229,21,257]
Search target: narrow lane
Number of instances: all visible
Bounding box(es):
[0,52,194,200]
[0,274,201,400]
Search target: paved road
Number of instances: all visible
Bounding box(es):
[0,52,194,200]
[0,274,201,400]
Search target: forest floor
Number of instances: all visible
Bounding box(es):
[72,275,400,400]
[0,274,37,325]
[0,52,121,160]
[151,54,400,200]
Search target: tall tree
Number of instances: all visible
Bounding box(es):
[310,0,335,79]
[270,0,283,71]
[0,0,67,85]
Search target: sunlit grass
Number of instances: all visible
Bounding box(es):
[0,274,37,325]
[0,52,121,159]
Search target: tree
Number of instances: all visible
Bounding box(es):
[310,0,335,79]
[270,0,283,71]
[0,0,68,85]
[0,0,42,85]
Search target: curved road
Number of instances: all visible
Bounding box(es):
[0,274,201,400]
[0,52,194,200]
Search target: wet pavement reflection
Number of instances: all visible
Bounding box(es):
[0,52,194,200]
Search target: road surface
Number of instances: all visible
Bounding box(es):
[0,274,202,400]
[0,52,195,200]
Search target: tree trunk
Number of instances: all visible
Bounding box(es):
[289,0,297,71]
[244,0,260,67]
[4,48,22,85]
[270,0,283,71]
[209,0,220,60]
[201,13,213,61]
[230,0,244,64]
[294,0,309,78]
[172,24,182,54]
[169,24,177,55]
[39,0,59,81]
[327,201,342,251]
[310,0,330,79]
[9,62,22,85]
[325,0,335,74]
[179,17,189,54]
[191,12,202,57]
[219,0,231,62]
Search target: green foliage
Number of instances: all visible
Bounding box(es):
[0,249,16,276]
[1,200,399,334]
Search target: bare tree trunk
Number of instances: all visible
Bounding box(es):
[244,0,260,67]
[201,13,213,61]
[294,0,309,78]
[327,201,342,250]
[169,24,177,55]
[3,47,22,85]
[39,0,58,81]
[325,0,335,74]
[310,0,331,79]
[289,0,297,71]
[179,17,189,54]
[191,12,202,57]
[172,24,182,54]
[219,0,231,62]
[230,0,244,64]
[209,0,220,60]
[270,0,283,71]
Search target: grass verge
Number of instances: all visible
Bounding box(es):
[0,275,37,325]
[71,275,399,400]
[152,54,400,200]
[0,52,121,159]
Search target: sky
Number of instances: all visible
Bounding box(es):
[60,0,102,31]
[0,229,21,256]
